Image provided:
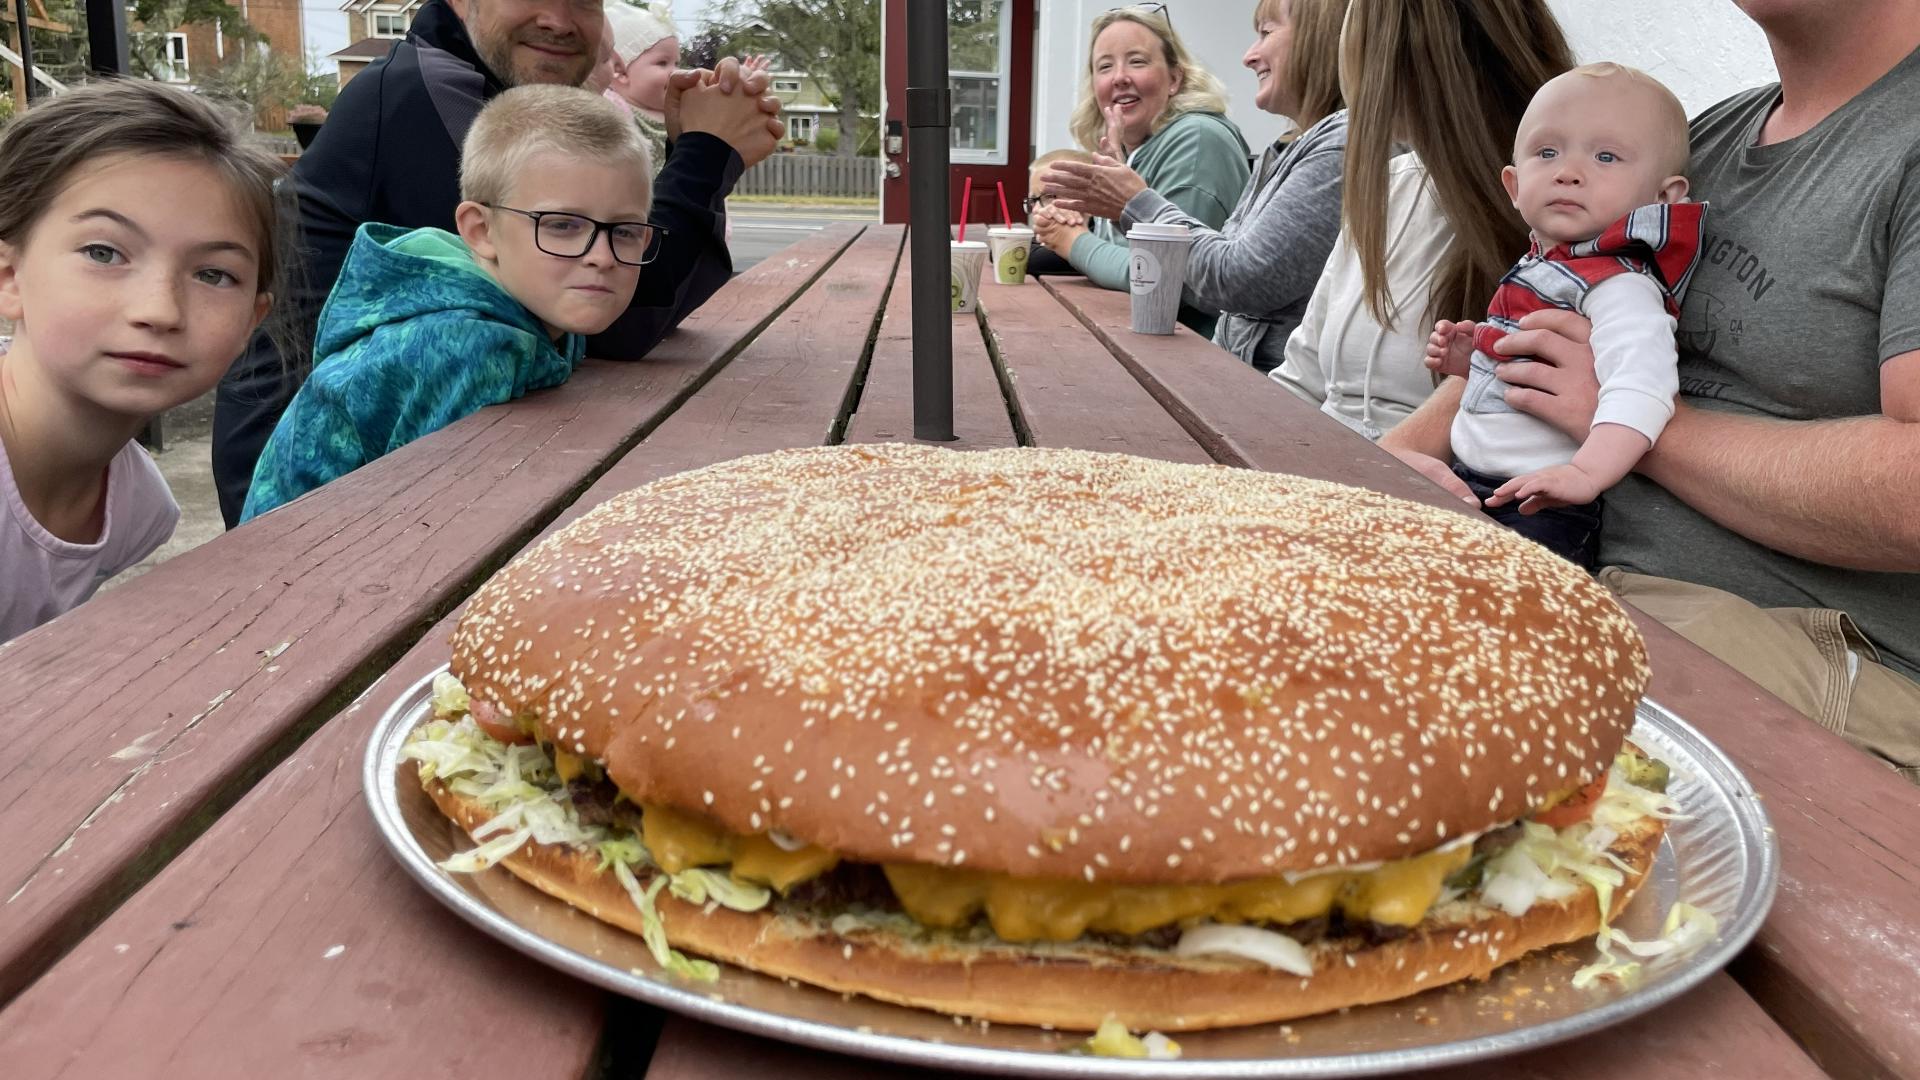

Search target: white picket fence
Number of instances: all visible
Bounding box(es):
[735,152,881,198]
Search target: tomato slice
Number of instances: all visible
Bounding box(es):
[1533,773,1608,829]
[469,700,533,745]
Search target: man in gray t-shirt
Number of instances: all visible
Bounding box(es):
[1599,47,1920,679]
[1383,5,1920,781]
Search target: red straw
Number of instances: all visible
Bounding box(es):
[958,176,974,243]
[996,181,1013,227]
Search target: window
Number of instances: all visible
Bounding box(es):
[772,78,803,94]
[373,12,408,37]
[788,115,817,141]
[949,0,1010,164]
[164,33,190,82]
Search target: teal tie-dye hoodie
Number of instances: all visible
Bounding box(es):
[241,224,584,521]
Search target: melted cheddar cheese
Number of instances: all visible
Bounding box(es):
[636,800,1473,942]
[883,845,1470,943]
[641,803,840,892]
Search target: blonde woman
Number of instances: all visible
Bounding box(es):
[1044,0,1346,372]
[1270,0,1572,439]
[1032,5,1250,337]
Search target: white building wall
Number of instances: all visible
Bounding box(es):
[1031,0,1777,159]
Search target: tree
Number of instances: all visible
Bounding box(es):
[193,46,306,128]
[714,0,877,158]
[680,23,730,73]
[125,0,267,83]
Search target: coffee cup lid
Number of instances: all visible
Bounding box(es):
[1127,223,1195,241]
[950,240,989,251]
[988,226,1034,236]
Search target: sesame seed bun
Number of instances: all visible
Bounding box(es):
[450,446,1649,884]
[421,770,1666,1030]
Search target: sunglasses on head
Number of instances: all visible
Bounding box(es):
[1109,2,1172,28]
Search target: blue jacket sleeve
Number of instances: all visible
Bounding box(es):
[240,384,369,522]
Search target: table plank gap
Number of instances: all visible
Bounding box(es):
[841,248,1019,450]
[976,281,1209,462]
[825,225,908,445]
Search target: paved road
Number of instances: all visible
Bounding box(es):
[726,204,879,271]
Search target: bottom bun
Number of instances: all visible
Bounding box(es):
[424,774,1664,1031]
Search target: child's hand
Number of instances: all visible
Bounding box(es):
[1424,319,1476,379]
[1485,464,1604,515]
[1384,447,1477,506]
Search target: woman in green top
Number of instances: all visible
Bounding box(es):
[1033,5,1250,336]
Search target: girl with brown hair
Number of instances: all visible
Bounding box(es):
[1269,0,1573,439]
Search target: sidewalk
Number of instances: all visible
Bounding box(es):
[102,392,224,590]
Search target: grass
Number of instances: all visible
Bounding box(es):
[730,194,880,209]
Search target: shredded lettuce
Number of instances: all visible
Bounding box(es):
[615,861,720,982]
[669,867,773,913]
[430,672,471,718]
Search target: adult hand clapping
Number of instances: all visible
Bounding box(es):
[1040,105,1148,221]
[667,56,786,168]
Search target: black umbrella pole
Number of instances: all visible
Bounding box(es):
[14,0,37,103]
[907,0,954,441]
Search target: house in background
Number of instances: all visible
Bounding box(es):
[765,68,840,148]
[330,0,421,86]
[158,0,306,88]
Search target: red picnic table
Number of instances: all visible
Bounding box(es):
[0,223,1912,1079]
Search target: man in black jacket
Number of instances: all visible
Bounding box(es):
[210,0,782,525]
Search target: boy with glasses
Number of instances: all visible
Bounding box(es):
[240,86,654,520]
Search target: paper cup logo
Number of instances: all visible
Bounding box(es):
[951,271,964,311]
[1129,249,1162,295]
[1000,245,1028,280]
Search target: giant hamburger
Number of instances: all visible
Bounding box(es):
[403,445,1678,1031]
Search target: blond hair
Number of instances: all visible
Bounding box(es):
[1255,0,1347,137]
[1340,0,1572,327]
[460,85,654,210]
[1031,148,1095,172]
[1552,62,1690,178]
[1068,7,1232,153]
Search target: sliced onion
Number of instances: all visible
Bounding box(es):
[767,829,809,852]
[1480,871,1539,917]
[1141,1032,1182,1061]
[1174,923,1314,977]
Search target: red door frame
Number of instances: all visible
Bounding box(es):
[880,0,1035,227]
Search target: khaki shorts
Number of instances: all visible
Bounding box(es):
[1599,569,1920,784]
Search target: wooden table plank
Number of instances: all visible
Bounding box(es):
[571,224,905,495]
[842,257,1020,450]
[643,971,1823,1080]
[0,637,605,1079]
[0,222,865,1008]
[976,280,1211,462]
[1627,612,1920,1080]
[1042,277,1468,513]
[0,225,907,1077]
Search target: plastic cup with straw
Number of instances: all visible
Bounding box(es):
[987,180,1034,285]
[951,176,988,312]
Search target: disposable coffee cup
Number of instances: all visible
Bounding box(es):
[950,240,989,313]
[987,226,1035,285]
[1126,222,1195,335]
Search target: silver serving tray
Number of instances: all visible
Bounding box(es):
[365,667,1778,1077]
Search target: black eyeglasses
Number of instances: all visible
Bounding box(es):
[1021,193,1055,216]
[487,205,665,266]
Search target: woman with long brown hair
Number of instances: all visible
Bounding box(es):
[1269,0,1573,439]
